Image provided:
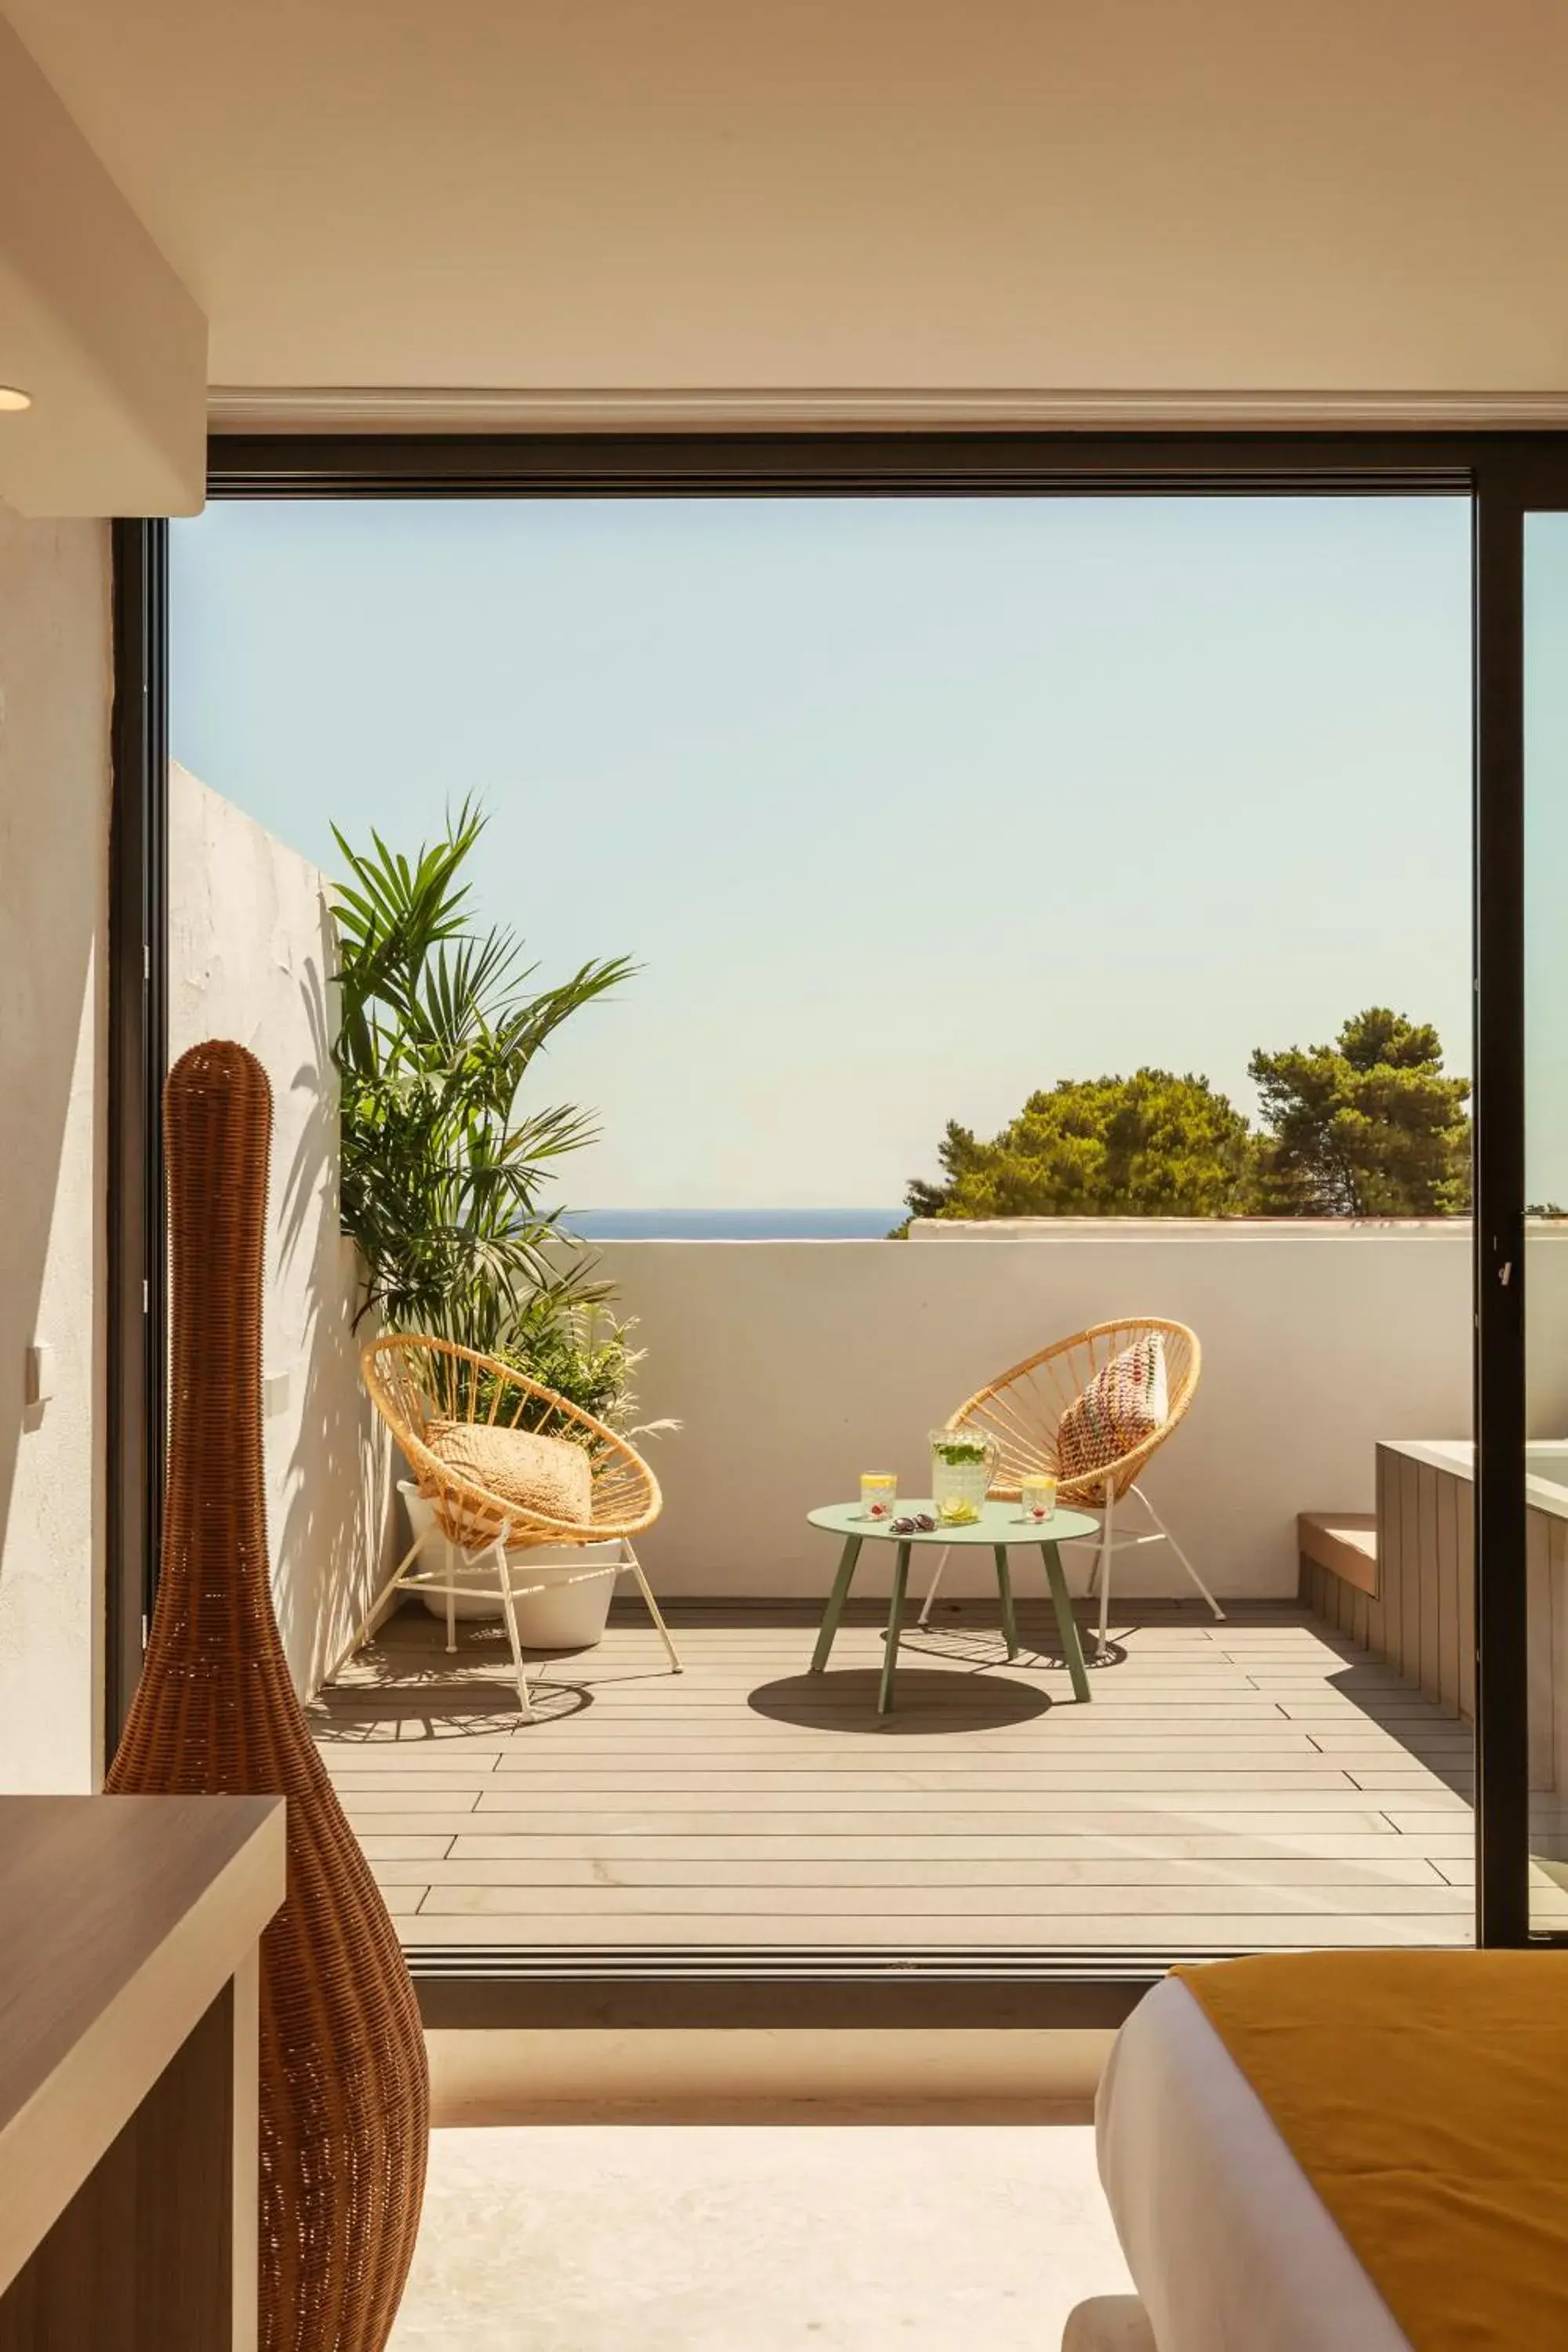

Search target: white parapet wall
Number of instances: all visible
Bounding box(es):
[169,765,395,1700]
[598,1221,1568,1602]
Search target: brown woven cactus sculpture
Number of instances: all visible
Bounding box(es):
[108,1040,428,2352]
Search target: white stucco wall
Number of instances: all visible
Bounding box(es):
[597,1226,1568,1603]
[168,764,394,1701]
[0,502,110,1789]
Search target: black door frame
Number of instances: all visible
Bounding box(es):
[106,428,1566,2021]
[107,517,169,1759]
[1472,446,1568,1947]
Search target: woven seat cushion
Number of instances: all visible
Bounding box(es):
[1056,1334,1167,1486]
[424,1419,593,1527]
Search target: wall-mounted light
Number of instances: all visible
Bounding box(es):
[0,387,32,411]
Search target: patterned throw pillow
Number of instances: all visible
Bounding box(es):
[424,1420,593,1529]
[1055,1334,1167,1492]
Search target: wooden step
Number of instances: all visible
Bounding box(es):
[1298,1511,1377,1597]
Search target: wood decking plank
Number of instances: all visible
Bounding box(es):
[394,1913,1469,1948]
[368,1853,1452,1887]
[416,1882,1471,1918]
[310,1600,1480,1955]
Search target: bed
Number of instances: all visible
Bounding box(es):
[1088,1973,1410,2351]
[1072,1951,1568,2352]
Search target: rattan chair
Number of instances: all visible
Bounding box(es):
[919,1318,1221,1656]
[352,1334,682,1714]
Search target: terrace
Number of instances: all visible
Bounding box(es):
[311,1598,1487,1955]
[172,766,1568,1962]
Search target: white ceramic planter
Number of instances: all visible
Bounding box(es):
[397,1483,619,1650]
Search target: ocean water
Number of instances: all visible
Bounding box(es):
[563,1207,904,1241]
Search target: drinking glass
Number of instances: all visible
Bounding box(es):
[1020,1474,1058,1525]
[860,1473,898,1523]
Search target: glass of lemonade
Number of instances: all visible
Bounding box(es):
[860,1473,898,1523]
[1020,1474,1058,1524]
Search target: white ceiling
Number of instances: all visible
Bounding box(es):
[8,0,1568,405]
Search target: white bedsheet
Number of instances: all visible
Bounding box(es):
[1096,1976,1413,2352]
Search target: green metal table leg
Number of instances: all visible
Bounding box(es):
[1041,1541,1092,1703]
[810,1536,862,1674]
[993,1546,1020,1659]
[878,1543,912,1715]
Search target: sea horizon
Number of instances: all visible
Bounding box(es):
[562,1207,904,1241]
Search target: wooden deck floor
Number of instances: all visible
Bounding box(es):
[307,1593,1558,1952]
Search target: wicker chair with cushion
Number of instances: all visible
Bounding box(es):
[919,1318,1221,1657]
[353,1334,681,1715]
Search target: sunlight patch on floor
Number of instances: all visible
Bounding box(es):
[389,2122,1131,2351]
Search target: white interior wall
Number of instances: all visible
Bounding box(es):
[167,764,394,1701]
[0,11,205,516]
[0,500,109,1788]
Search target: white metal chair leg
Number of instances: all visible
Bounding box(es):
[445,1541,458,1653]
[622,1540,683,1672]
[345,1521,432,1661]
[918,1546,953,1628]
[1097,1489,1116,1657]
[493,1534,537,1720]
[1131,1484,1225,1621]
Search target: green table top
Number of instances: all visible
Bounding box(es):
[807,1497,1100,1547]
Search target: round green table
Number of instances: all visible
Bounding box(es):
[806,1497,1100,1715]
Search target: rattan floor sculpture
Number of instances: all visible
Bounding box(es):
[108,1042,429,2352]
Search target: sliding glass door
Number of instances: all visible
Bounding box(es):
[110,430,1568,2013]
[1523,508,1568,1933]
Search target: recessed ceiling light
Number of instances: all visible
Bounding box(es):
[0,387,31,412]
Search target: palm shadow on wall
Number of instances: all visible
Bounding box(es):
[270,899,398,1700]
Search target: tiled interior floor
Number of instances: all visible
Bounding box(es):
[387,2122,1133,2352]
[307,1596,1552,1951]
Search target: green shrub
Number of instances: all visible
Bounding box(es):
[476,1305,636,1436]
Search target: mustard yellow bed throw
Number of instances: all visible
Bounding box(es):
[1176,1951,1568,2351]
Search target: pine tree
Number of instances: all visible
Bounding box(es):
[902,1011,1472,1225]
[1248,1007,1471,1216]
[905,1071,1255,1220]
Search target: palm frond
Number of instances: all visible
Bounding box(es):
[332,803,633,1367]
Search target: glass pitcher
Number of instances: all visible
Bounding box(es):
[928,1428,999,1526]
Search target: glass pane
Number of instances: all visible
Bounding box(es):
[1526,514,1568,1933]
[167,492,1473,1962]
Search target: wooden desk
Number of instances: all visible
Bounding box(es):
[0,1795,286,2350]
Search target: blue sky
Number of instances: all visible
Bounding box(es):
[1527,514,1568,1210]
[170,494,1474,1210]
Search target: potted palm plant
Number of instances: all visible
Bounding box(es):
[333,802,647,1646]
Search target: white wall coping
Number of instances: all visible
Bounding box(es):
[909,1217,1568,1244]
